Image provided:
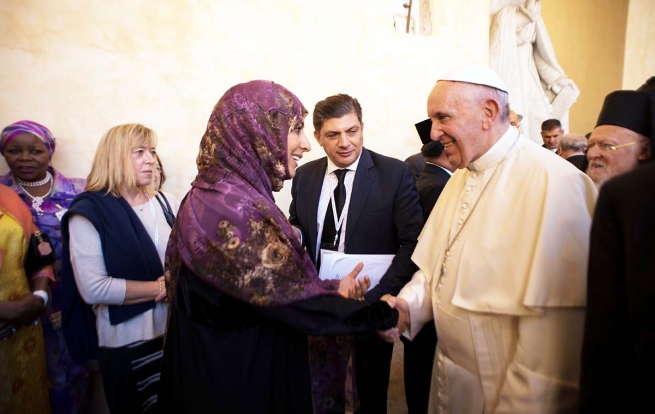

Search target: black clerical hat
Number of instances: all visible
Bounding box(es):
[596,90,655,144]
[637,76,655,93]
[415,118,432,145]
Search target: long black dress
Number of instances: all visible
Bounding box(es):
[159,266,398,413]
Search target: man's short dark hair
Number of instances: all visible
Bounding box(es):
[421,141,445,160]
[313,94,363,132]
[541,119,562,131]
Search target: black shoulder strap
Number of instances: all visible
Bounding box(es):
[155,191,175,228]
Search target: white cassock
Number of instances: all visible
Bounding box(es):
[398,127,597,414]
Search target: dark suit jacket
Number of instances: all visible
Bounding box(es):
[415,163,451,222]
[289,148,423,302]
[541,143,560,155]
[404,152,425,181]
[580,162,655,413]
[566,154,588,172]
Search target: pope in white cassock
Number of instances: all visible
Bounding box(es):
[382,65,598,413]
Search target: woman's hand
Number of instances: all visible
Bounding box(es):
[337,262,371,300]
[2,293,47,324]
[0,293,47,339]
[124,277,168,305]
[154,275,167,302]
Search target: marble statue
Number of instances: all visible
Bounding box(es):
[489,0,579,144]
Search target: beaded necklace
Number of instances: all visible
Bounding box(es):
[17,172,54,216]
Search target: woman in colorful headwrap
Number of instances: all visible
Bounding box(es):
[0,121,91,413]
[0,184,55,414]
[158,80,401,413]
[60,123,180,414]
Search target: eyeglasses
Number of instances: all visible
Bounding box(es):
[583,141,641,155]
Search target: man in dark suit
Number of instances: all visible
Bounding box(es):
[403,118,433,181]
[415,140,455,221]
[399,123,454,414]
[289,94,423,413]
[558,133,588,172]
[404,152,425,181]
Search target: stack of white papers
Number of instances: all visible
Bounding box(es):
[318,251,395,291]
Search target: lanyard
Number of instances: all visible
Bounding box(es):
[328,170,351,247]
[145,191,159,249]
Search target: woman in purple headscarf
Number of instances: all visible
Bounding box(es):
[159,81,400,413]
[0,121,92,413]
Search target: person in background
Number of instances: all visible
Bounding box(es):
[558,133,588,172]
[404,118,434,181]
[585,90,653,190]
[0,120,91,413]
[0,184,55,413]
[509,109,522,129]
[61,124,180,413]
[579,85,655,414]
[541,118,564,153]
[159,81,400,414]
[637,76,655,93]
[405,151,426,181]
[415,137,456,221]
[403,120,455,414]
[153,153,166,192]
[152,153,175,228]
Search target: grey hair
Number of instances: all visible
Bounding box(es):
[559,133,588,152]
[459,82,509,121]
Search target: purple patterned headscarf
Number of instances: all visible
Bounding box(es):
[0,120,56,158]
[167,80,335,306]
[196,80,305,193]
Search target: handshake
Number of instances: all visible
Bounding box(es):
[377,294,410,343]
[336,263,411,343]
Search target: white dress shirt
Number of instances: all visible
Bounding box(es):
[314,154,361,261]
[425,161,454,176]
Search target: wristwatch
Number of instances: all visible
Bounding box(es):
[33,290,49,307]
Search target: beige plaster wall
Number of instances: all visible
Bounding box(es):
[622,0,655,89]
[541,0,629,135]
[0,0,488,214]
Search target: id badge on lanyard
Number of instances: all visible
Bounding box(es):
[322,173,351,252]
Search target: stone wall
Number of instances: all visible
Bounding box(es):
[0,0,488,213]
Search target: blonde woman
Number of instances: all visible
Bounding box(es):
[60,124,179,413]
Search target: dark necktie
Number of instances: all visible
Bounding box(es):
[321,169,348,246]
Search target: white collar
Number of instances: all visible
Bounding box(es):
[468,126,518,172]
